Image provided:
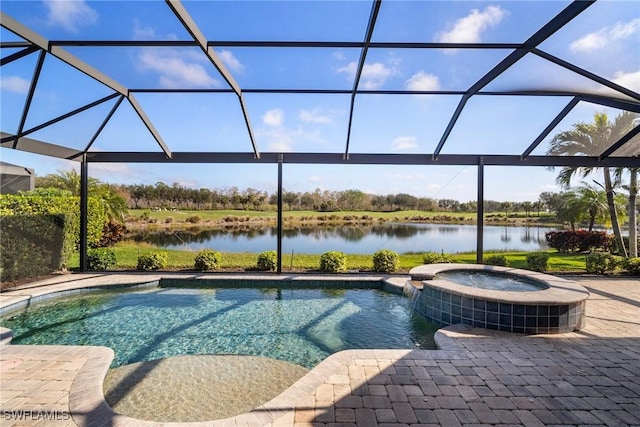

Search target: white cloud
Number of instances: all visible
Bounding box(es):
[391,136,418,151]
[611,70,640,92]
[405,71,440,91]
[387,172,427,181]
[299,108,333,124]
[571,19,640,53]
[268,141,293,152]
[332,51,346,61]
[138,50,219,88]
[309,176,323,183]
[337,61,399,90]
[263,109,284,127]
[43,0,98,33]
[132,20,178,41]
[257,112,329,152]
[0,76,30,93]
[217,50,245,73]
[570,32,607,53]
[436,5,506,43]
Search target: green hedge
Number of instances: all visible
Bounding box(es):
[0,215,68,281]
[0,194,107,250]
[0,195,107,281]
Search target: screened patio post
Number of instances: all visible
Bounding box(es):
[476,159,484,264]
[277,154,283,273]
[79,155,88,272]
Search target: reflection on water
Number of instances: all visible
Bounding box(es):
[125,223,552,254]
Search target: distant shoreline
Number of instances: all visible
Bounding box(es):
[124,208,561,231]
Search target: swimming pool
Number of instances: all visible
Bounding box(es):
[1,282,439,369]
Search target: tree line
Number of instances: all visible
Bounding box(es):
[90,181,553,215]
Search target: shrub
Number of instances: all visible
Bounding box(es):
[484,254,507,266]
[186,215,201,224]
[372,249,399,273]
[256,250,277,271]
[422,252,453,264]
[137,252,167,271]
[194,249,221,271]
[319,251,347,273]
[87,248,116,271]
[585,252,620,275]
[0,214,67,281]
[94,220,127,248]
[621,257,640,275]
[545,230,610,253]
[0,194,106,255]
[526,253,549,272]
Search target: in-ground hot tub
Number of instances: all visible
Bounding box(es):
[406,264,590,334]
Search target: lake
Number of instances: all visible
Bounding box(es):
[125,223,554,254]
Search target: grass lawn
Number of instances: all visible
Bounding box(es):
[73,244,587,273]
[127,209,555,224]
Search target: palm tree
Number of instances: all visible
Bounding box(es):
[36,169,128,221]
[574,183,608,231]
[547,112,639,257]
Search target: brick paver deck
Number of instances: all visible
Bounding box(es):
[1,274,638,426]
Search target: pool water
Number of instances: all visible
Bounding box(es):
[436,270,547,292]
[1,286,438,368]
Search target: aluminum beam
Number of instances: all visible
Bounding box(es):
[476,160,484,264]
[345,0,382,159]
[533,49,640,102]
[11,50,46,148]
[0,45,38,66]
[165,0,259,158]
[600,125,640,159]
[522,97,580,159]
[84,95,126,153]
[49,40,521,49]
[577,94,640,114]
[82,151,640,167]
[432,0,595,159]
[1,133,83,159]
[1,12,172,158]
[20,93,120,138]
[79,156,88,272]
[128,94,172,157]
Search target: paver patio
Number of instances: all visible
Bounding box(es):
[0,274,638,426]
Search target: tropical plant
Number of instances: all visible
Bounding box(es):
[585,252,620,275]
[372,249,399,273]
[194,249,221,271]
[256,250,277,271]
[137,252,167,271]
[621,257,640,275]
[87,248,117,271]
[574,183,609,231]
[422,252,453,264]
[36,169,128,221]
[547,112,639,257]
[319,251,347,273]
[526,252,549,272]
[484,254,507,266]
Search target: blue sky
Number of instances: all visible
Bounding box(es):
[1,0,638,202]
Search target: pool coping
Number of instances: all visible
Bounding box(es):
[1,272,461,426]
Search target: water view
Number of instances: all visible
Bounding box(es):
[126,223,553,254]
